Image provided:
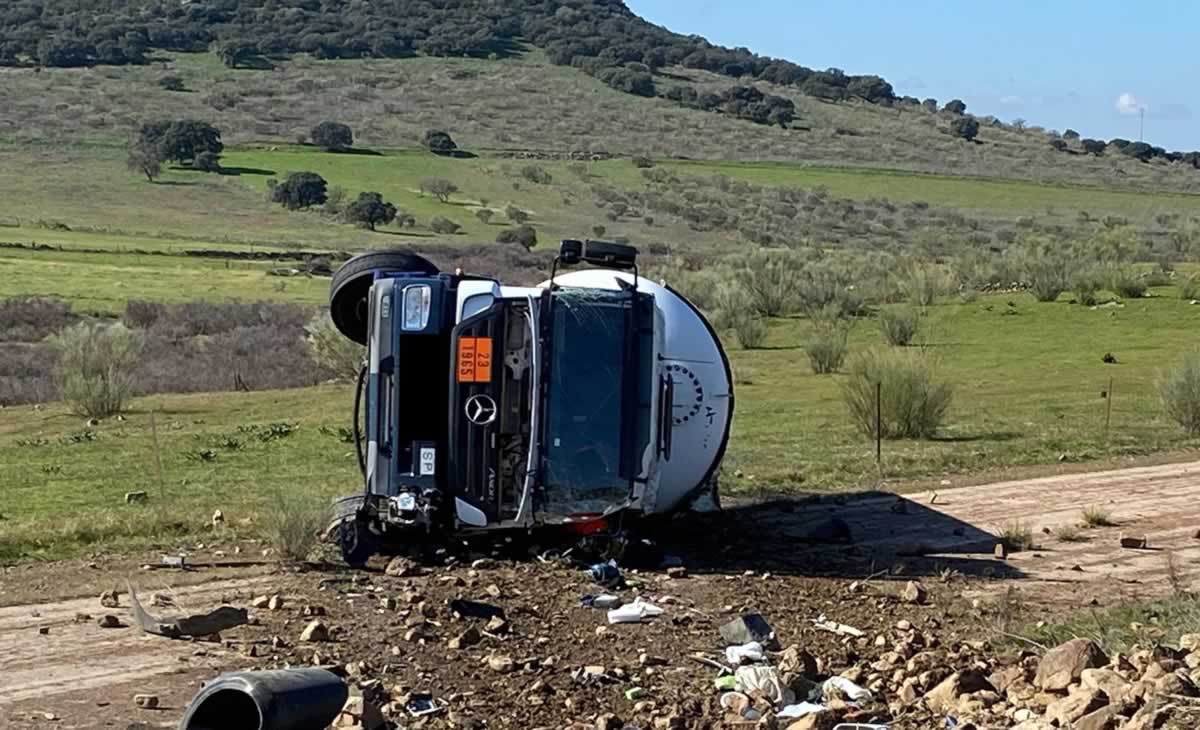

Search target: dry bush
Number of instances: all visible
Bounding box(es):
[841,348,953,438]
[0,342,58,406]
[1181,274,1200,301]
[898,262,948,307]
[0,297,78,342]
[1053,524,1085,542]
[805,314,851,374]
[998,520,1035,552]
[1070,269,1101,306]
[305,312,364,381]
[1158,351,1200,435]
[879,306,920,346]
[711,284,767,350]
[264,492,327,563]
[1019,237,1074,302]
[51,322,144,417]
[729,249,804,317]
[1081,505,1115,528]
[1108,268,1148,298]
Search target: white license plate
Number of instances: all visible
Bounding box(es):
[419,447,436,476]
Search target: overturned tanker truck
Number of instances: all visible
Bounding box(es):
[326,239,733,567]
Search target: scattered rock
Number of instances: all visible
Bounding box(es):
[379,596,397,611]
[99,590,120,608]
[595,713,623,730]
[300,619,330,643]
[900,580,928,605]
[778,646,819,678]
[302,605,326,617]
[1179,634,1200,653]
[211,509,225,529]
[125,491,148,504]
[487,654,515,673]
[449,627,482,650]
[267,595,284,611]
[639,653,668,667]
[384,557,420,577]
[251,596,271,609]
[485,583,502,598]
[923,671,994,713]
[471,558,496,570]
[1035,639,1109,691]
[485,615,510,634]
[994,543,1008,559]
[1045,687,1108,725]
[37,626,49,635]
[666,566,688,579]
[133,694,159,709]
[97,614,121,629]
[1119,535,1148,549]
[720,613,777,648]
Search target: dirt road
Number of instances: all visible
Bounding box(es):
[1,458,1198,727]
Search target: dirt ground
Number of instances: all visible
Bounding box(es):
[2,459,1199,728]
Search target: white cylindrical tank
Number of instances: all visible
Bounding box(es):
[546,270,734,513]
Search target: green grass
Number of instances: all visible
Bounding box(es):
[0,246,327,314]
[5,286,1200,563]
[1022,593,1200,654]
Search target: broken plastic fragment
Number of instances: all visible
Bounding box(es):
[607,599,663,624]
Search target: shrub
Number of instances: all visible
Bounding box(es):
[879,306,920,346]
[496,225,538,250]
[419,178,458,203]
[505,204,529,224]
[998,521,1035,552]
[1019,238,1074,302]
[475,209,494,224]
[423,129,457,155]
[632,155,655,168]
[51,322,144,417]
[1159,352,1200,435]
[729,249,806,317]
[796,261,864,318]
[520,165,553,184]
[949,116,979,141]
[310,121,353,151]
[1071,269,1101,306]
[305,313,363,382]
[898,263,948,307]
[1108,269,1147,298]
[158,75,185,91]
[429,216,461,235]
[1181,274,1200,300]
[0,297,77,342]
[264,492,326,563]
[193,151,221,172]
[805,318,850,374]
[841,348,953,439]
[711,285,766,349]
[1081,505,1115,528]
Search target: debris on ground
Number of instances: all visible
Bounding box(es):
[99,589,120,608]
[133,694,159,709]
[129,586,247,639]
[720,613,778,647]
[607,598,664,624]
[588,560,623,588]
[811,613,865,638]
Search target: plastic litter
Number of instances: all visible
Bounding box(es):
[607,599,663,624]
[719,613,777,648]
[714,675,738,691]
[719,691,749,710]
[832,724,891,730]
[811,613,865,638]
[734,665,795,706]
[589,560,622,587]
[624,687,646,701]
[724,641,765,665]
[405,694,445,717]
[581,594,623,610]
[178,668,347,730]
[778,702,827,719]
[822,676,874,704]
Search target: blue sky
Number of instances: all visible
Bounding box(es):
[626,1,1199,151]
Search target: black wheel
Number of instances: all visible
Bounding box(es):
[329,250,439,344]
[338,515,376,568]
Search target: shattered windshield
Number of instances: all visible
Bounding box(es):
[541,287,650,515]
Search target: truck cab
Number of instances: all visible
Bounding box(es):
[328,241,731,566]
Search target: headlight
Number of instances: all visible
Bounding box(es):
[401,285,431,331]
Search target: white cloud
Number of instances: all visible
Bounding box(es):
[999,95,1023,105]
[1116,92,1147,115]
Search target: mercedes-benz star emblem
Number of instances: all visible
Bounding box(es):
[464,394,498,426]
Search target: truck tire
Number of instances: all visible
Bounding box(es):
[329,251,439,344]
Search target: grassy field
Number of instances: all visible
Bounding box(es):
[4,283,1199,563]
[0,246,327,314]
[4,143,1200,265]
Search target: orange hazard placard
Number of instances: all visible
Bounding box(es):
[456,337,494,382]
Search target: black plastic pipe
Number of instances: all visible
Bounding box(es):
[178,668,347,730]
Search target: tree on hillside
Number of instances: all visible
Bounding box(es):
[419,178,458,203]
[949,116,979,141]
[138,120,223,164]
[1081,139,1107,156]
[475,209,494,224]
[496,225,538,251]
[429,216,461,234]
[311,121,354,152]
[423,129,457,155]
[921,98,938,113]
[126,142,163,183]
[942,99,967,115]
[218,41,259,69]
[1063,129,1080,140]
[344,192,397,230]
[504,204,529,224]
[271,172,328,210]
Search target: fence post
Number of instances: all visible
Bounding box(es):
[1104,377,1114,440]
[150,410,166,499]
[875,381,883,465]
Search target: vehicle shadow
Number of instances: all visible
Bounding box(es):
[648,491,1022,581]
